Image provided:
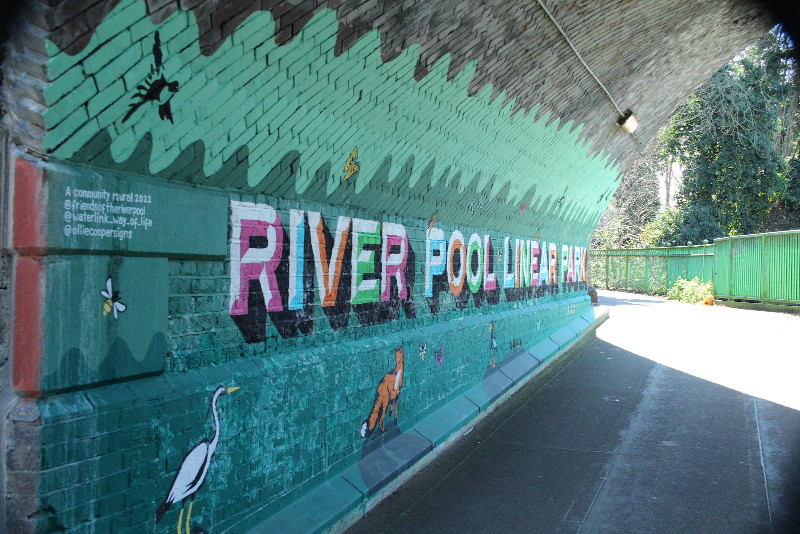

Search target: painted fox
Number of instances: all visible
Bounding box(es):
[360,347,404,438]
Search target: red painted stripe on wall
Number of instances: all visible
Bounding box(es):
[12,157,46,253]
[13,255,43,397]
[12,157,46,397]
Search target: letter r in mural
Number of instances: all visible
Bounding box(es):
[381,223,409,302]
[229,201,284,342]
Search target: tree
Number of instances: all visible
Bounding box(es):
[658,28,797,243]
[594,27,800,250]
[768,158,800,229]
[591,136,662,249]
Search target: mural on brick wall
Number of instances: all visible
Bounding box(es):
[230,200,588,343]
[360,347,404,439]
[155,385,240,534]
[3,0,773,531]
[42,0,617,242]
[10,0,620,531]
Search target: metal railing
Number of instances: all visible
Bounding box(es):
[590,244,714,295]
[591,230,800,306]
[714,230,800,305]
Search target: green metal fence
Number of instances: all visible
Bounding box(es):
[714,230,800,305]
[590,244,714,294]
[591,230,800,306]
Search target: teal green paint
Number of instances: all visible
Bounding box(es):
[32,0,618,528]
[32,292,591,532]
[44,0,617,221]
[165,190,591,373]
[45,162,228,257]
[42,255,168,393]
[66,105,603,247]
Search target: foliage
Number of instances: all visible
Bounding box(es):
[639,208,680,247]
[644,204,725,246]
[605,27,800,250]
[787,159,800,217]
[666,277,714,304]
[659,29,797,241]
[768,158,800,229]
[592,137,662,249]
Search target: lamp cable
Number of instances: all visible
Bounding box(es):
[534,0,623,115]
[534,0,644,146]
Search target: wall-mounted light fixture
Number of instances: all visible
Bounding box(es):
[617,109,639,134]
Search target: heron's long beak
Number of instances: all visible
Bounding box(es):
[226,386,240,394]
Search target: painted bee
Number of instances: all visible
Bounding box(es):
[101,277,127,319]
[343,147,360,180]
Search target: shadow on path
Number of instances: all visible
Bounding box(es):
[345,303,800,533]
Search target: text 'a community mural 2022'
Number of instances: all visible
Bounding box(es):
[230,200,588,342]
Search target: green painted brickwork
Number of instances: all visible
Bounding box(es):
[43,255,168,392]
[43,0,618,244]
[169,192,586,370]
[37,296,589,533]
[24,0,614,531]
[33,165,594,531]
[167,246,585,373]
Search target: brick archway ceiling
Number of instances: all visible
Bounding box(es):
[38,0,772,171]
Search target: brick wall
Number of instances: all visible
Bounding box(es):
[0,0,771,532]
[14,0,771,169]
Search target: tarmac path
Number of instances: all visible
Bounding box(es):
[344,291,800,533]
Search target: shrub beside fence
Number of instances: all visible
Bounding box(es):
[591,229,800,307]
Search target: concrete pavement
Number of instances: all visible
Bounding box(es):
[343,291,800,533]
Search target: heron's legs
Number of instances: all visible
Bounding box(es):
[185,501,194,534]
[177,508,184,534]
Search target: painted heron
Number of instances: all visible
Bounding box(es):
[155,385,239,533]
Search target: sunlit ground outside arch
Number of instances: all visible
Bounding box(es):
[595,289,800,411]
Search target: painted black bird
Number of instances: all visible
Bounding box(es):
[123,31,179,124]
